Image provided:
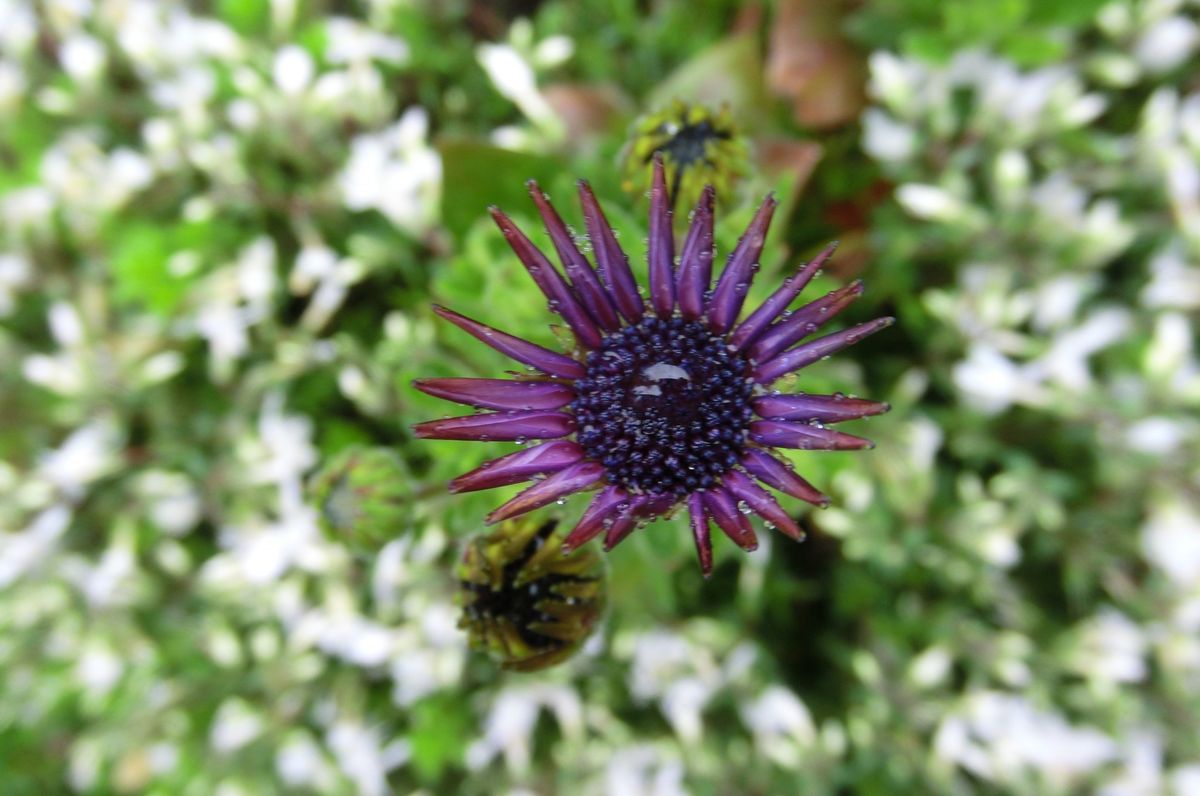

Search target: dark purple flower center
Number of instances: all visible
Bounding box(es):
[573,317,754,497]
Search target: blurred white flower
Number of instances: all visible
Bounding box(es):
[934,691,1117,785]
[908,645,953,688]
[273,44,314,96]
[0,252,31,316]
[1142,242,1200,307]
[1141,498,1200,587]
[861,108,916,162]
[37,417,123,500]
[604,746,688,796]
[1134,16,1199,74]
[1124,416,1191,455]
[896,183,968,222]
[135,470,203,535]
[1098,730,1165,796]
[477,43,564,141]
[60,33,106,82]
[952,344,1028,414]
[739,686,816,769]
[75,639,124,697]
[276,731,333,789]
[1173,764,1200,795]
[210,698,265,754]
[1073,608,1148,686]
[325,17,408,65]
[0,504,72,588]
[326,721,408,796]
[466,685,582,772]
[339,107,441,236]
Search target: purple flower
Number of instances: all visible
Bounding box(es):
[414,158,893,575]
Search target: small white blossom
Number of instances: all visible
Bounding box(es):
[339,108,441,235]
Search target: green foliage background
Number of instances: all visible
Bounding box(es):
[1,0,1198,794]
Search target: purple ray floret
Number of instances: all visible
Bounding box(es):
[413,378,576,411]
[415,168,892,574]
[729,241,838,352]
[449,440,584,493]
[707,194,777,334]
[676,185,715,321]
[647,156,677,319]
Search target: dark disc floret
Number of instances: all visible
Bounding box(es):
[573,316,754,497]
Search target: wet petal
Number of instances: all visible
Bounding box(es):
[721,469,804,541]
[433,305,585,379]
[562,485,628,552]
[603,495,648,551]
[687,492,714,577]
[485,461,606,524]
[579,179,645,322]
[729,241,838,351]
[412,410,575,442]
[676,185,715,321]
[413,378,576,411]
[750,280,864,362]
[490,207,603,350]
[648,155,676,319]
[449,440,584,493]
[526,180,621,332]
[749,419,874,451]
[702,488,758,551]
[753,393,890,424]
[740,449,830,507]
[707,194,777,333]
[753,316,895,384]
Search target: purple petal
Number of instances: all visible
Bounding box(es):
[707,194,778,334]
[750,280,864,362]
[701,488,758,551]
[648,156,676,319]
[753,393,890,424]
[412,410,574,442]
[676,186,715,321]
[721,469,804,541]
[602,493,676,551]
[749,419,874,451]
[413,378,576,411]
[753,316,895,384]
[687,492,713,577]
[562,485,628,552]
[603,494,654,551]
[729,241,838,352]
[433,305,585,379]
[485,461,605,524]
[490,207,603,350]
[526,180,621,332]
[449,440,584,493]
[578,180,645,323]
[740,449,830,507]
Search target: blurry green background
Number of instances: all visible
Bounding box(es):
[1,0,1199,793]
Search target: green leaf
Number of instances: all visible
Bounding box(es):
[216,0,270,35]
[647,32,773,129]
[409,694,472,783]
[110,222,201,316]
[437,140,564,243]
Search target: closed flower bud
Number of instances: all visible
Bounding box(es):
[458,516,606,672]
[308,446,411,555]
